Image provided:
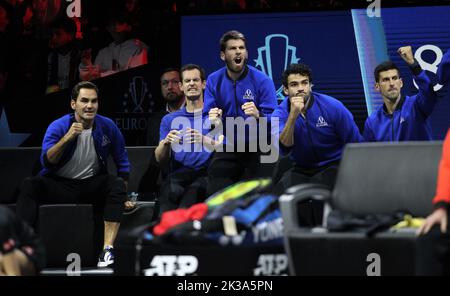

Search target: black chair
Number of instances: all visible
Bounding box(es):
[0,146,157,268]
[107,146,158,202]
[279,142,442,275]
[0,147,42,205]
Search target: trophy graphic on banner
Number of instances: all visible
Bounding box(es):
[129,76,148,113]
[254,34,300,100]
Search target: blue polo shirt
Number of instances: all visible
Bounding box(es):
[160,107,213,172]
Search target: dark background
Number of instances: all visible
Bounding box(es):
[0,0,449,147]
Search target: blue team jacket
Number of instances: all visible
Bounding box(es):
[204,65,277,118]
[40,114,130,180]
[272,92,363,169]
[203,65,277,145]
[363,71,437,142]
[364,51,450,142]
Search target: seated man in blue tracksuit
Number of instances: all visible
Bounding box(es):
[16,81,131,268]
[155,64,221,215]
[272,63,362,225]
[363,46,450,141]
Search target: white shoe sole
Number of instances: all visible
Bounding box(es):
[97,261,114,268]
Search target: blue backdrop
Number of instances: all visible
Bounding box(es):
[181,11,367,129]
[182,6,450,139]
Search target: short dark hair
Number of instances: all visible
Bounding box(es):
[220,30,247,52]
[180,64,206,81]
[160,67,180,79]
[50,17,77,36]
[374,61,400,82]
[282,63,313,87]
[71,81,99,101]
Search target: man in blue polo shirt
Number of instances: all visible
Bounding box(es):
[363,46,450,142]
[155,64,220,214]
[272,63,362,224]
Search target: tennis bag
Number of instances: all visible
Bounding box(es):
[150,179,283,247]
[204,193,283,247]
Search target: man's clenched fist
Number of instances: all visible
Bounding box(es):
[242,101,260,119]
[398,46,415,65]
[65,122,83,141]
[209,108,223,126]
[290,96,305,116]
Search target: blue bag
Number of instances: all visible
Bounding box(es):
[205,194,284,247]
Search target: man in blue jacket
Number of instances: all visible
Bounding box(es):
[204,30,278,196]
[16,81,130,268]
[363,46,449,142]
[272,63,362,224]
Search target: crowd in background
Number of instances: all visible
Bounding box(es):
[1,0,450,108]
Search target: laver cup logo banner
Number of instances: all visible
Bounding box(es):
[116,75,155,131]
[1,63,162,147]
[254,34,300,100]
[182,12,365,129]
[126,77,151,113]
[182,6,450,140]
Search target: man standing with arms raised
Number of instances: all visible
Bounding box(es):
[204,30,278,196]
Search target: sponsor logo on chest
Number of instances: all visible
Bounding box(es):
[243,89,255,101]
[315,116,328,127]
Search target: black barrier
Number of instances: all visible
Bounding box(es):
[3,63,165,147]
[115,240,288,276]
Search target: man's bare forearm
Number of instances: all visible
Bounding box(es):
[46,135,73,165]
[279,112,299,147]
[47,122,83,165]
[155,140,171,165]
